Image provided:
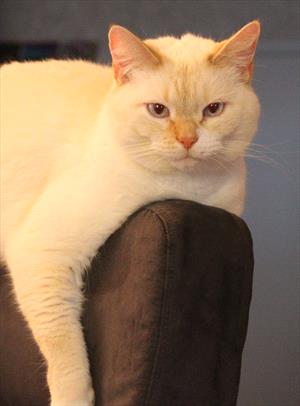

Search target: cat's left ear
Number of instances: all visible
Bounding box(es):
[210,20,260,82]
[108,25,160,85]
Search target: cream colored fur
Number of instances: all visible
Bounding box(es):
[0,22,260,405]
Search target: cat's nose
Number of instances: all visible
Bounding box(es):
[176,135,198,150]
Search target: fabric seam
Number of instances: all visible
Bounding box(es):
[142,207,171,406]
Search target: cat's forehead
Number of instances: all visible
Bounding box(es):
[146,35,219,112]
[166,62,223,115]
[143,34,237,116]
[166,62,236,116]
[146,33,216,63]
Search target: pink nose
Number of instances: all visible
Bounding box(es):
[176,135,198,150]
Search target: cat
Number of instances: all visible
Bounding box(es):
[0,21,260,405]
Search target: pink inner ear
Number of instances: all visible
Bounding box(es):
[211,21,260,82]
[236,38,258,67]
[112,60,132,83]
[109,25,160,85]
[109,27,130,82]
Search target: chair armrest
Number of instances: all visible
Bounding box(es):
[83,200,254,406]
[0,200,254,406]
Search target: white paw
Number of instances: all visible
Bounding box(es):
[51,386,94,406]
[50,375,94,406]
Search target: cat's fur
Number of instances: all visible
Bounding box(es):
[0,22,260,405]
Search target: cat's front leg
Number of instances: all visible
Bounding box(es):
[3,156,156,405]
[6,239,94,406]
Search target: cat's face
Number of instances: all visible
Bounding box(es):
[107,22,260,173]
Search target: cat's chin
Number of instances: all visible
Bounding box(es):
[130,151,237,174]
[170,156,201,172]
[131,155,200,174]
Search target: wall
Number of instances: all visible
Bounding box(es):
[240,46,299,406]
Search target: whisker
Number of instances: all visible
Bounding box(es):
[207,156,232,175]
[222,140,293,160]
[225,140,298,154]
[220,143,291,174]
[124,143,152,151]
[225,149,281,166]
[130,151,157,159]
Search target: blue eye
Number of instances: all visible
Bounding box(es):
[203,102,225,117]
[147,103,170,118]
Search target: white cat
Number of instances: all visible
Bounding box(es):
[0,21,260,405]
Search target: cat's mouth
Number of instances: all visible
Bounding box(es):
[176,155,198,163]
[170,154,202,170]
[174,151,203,162]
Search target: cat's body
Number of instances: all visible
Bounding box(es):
[0,23,260,405]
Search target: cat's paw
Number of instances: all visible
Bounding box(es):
[50,375,94,406]
[51,385,94,406]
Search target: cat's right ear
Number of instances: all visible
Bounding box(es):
[108,25,159,85]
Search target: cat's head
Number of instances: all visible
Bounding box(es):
[106,21,260,173]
